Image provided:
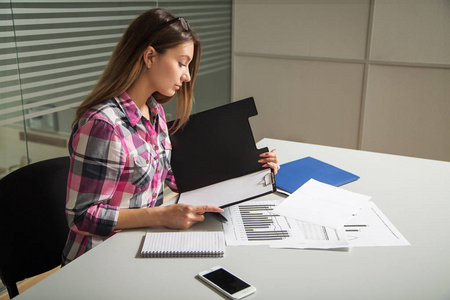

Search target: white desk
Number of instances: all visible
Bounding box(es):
[17,139,450,299]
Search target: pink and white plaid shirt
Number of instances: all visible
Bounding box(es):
[62,92,177,264]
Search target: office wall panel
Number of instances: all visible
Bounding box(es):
[361,65,450,161]
[234,0,370,60]
[371,0,450,64]
[233,0,450,162]
[233,56,364,149]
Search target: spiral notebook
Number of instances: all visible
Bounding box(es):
[141,231,225,258]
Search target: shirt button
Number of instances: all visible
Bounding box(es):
[157,168,161,173]
[154,145,159,151]
[146,160,149,164]
[153,192,157,198]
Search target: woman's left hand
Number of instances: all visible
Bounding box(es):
[259,149,280,174]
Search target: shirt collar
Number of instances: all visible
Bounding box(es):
[147,96,159,125]
[117,92,159,127]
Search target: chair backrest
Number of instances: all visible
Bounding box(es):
[0,157,70,298]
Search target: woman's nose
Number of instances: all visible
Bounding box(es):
[182,70,191,82]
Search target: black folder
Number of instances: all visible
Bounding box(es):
[168,97,276,207]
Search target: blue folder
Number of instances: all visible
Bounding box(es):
[275,156,359,193]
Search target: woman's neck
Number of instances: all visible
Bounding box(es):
[126,75,154,119]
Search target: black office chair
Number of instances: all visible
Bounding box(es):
[0,157,70,299]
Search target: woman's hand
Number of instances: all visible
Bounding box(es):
[259,149,280,174]
[159,204,224,230]
[116,204,223,230]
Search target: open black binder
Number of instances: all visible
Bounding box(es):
[168,97,276,208]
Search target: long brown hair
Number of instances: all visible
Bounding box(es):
[74,8,201,132]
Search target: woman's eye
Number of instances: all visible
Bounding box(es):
[179,62,186,67]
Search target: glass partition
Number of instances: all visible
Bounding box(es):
[0,0,231,180]
[0,0,29,179]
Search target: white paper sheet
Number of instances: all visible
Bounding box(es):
[344,201,410,247]
[272,179,371,229]
[271,201,411,249]
[177,169,274,208]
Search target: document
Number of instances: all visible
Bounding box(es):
[222,199,409,249]
[344,201,410,247]
[280,222,349,250]
[271,201,410,249]
[221,200,349,249]
[221,200,305,246]
[273,179,371,229]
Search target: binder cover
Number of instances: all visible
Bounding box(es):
[275,156,359,194]
[168,97,270,193]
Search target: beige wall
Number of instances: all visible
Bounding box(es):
[232,0,450,161]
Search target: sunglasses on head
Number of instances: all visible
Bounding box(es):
[154,17,190,33]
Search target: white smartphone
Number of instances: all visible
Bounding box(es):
[197,266,256,299]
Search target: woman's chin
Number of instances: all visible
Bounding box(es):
[160,90,176,97]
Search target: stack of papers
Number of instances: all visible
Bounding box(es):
[222,179,410,249]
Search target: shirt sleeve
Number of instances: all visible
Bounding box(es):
[165,168,178,192]
[66,119,125,237]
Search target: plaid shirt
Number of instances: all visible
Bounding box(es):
[62,92,177,264]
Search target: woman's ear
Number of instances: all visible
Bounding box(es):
[143,46,157,68]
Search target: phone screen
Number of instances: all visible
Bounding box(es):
[203,268,251,294]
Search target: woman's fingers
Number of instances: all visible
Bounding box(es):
[259,149,278,163]
[259,149,280,174]
[162,204,223,229]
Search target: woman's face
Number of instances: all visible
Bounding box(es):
[146,41,194,97]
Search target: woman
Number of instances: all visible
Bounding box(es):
[62,8,279,265]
